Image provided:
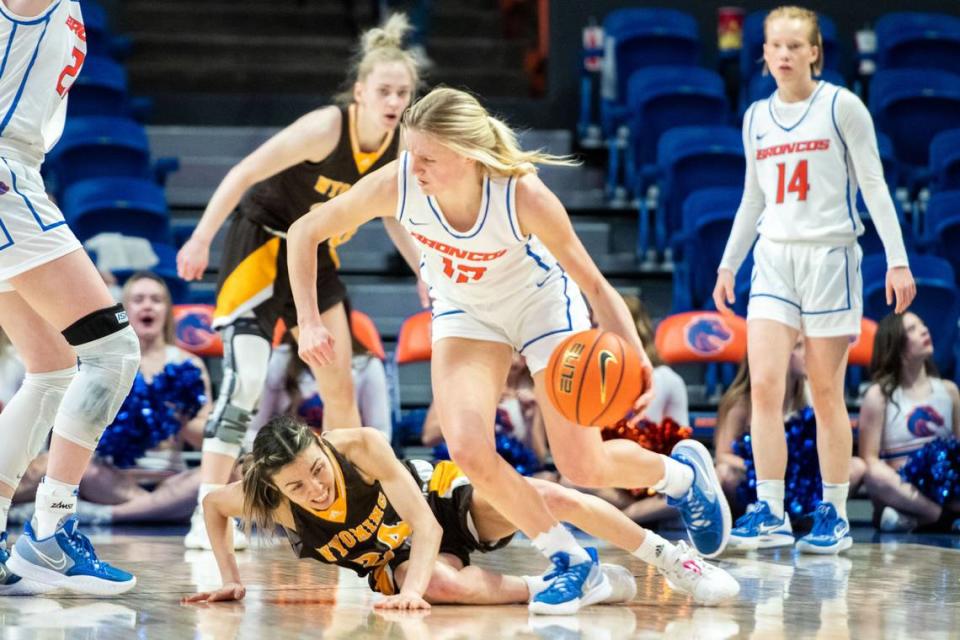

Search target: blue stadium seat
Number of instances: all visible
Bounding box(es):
[863,253,960,374]
[62,177,171,243]
[740,10,839,110]
[68,56,128,118]
[47,117,151,192]
[869,69,960,171]
[624,66,729,194]
[651,126,744,256]
[672,187,743,312]
[744,68,845,112]
[929,129,960,193]
[856,200,914,259]
[80,0,132,60]
[875,12,960,73]
[599,8,700,139]
[922,190,960,279]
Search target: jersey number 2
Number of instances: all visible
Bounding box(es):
[56,47,85,96]
[442,257,487,284]
[775,160,809,204]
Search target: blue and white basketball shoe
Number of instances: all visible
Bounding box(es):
[0,531,55,596]
[529,547,612,615]
[8,516,136,595]
[729,501,795,550]
[796,503,852,555]
[666,440,732,558]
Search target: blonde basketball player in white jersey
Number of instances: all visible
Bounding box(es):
[287,87,739,615]
[713,6,916,554]
[0,0,139,596]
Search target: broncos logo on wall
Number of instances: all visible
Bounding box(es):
[907,405,946,438]
[684,315,734,356]
[173,305,222,357]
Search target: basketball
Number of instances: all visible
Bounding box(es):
[546,329,647,427]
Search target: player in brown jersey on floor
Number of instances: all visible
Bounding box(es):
[183,416,739,611]
[175,14,427,550]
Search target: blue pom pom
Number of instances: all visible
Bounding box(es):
[732,406,823,520]
[96,360,207,467]
[899,437,960,506]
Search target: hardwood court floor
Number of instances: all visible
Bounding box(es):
[1,528,959,639]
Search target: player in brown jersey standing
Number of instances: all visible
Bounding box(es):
[176,14,426,550]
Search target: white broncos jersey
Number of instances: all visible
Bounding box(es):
[395,151,563,306]
[747,81,865,244]
[0,0,86,162]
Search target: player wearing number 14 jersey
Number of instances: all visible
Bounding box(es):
[713,6,915,555]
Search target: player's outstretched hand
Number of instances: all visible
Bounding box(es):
[177,236,211,281]
[374,592,432,611]
[886,266,916,314]
[181,583,246,604]
[297,322,336,368]
[712,269,736,315]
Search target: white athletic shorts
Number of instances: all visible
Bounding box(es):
[430,269,591,374]
[0,156,81,292]
[747,236,863,338]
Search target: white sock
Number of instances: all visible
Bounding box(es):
[632,531,679,570]
[652,455,695,499]
[531,523,591,565]
[198,483,223,511]
[0,495,11,533]
[522,574,549,601]
[822,482,849,521]
[757,480,785,520]
[35,476,79,539]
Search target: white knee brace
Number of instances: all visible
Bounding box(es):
[0,366,76,488]
[53,304,141,451]
[202,318,271,459]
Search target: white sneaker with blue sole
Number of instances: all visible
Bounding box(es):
[796,503,853,555]
[666,440,732,558]
[729,501,795,550]
[8,516,136,595]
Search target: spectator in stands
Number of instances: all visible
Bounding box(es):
[249,327,393,442]
[175,14,428,550]
[9,273,213,526]
[858,312,960,532]
[714,338,866,516]
[623,295,688,426]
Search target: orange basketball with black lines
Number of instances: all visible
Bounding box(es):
[546,329,646,427]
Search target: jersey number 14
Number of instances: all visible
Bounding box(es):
[775,160,810,204]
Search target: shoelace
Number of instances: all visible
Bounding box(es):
[542,554,570,582]
[808,504,837,536]
[66,529,103,569]
[681,486,713,531]
[545,565,587,598]
[734,502,770,530]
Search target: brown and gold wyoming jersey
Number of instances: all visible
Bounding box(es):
[284,439,412,578]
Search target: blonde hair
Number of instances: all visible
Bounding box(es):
[763,6,824,76]
[121,272,175,345]
[622,295,662,367]
[335,13,426,105]
[402,87,578,177]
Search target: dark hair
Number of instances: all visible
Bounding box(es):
[622,294,662,367]
[241,415,318,536]
[870,313,939,413]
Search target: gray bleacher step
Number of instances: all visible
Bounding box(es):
[128,33,526,70]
